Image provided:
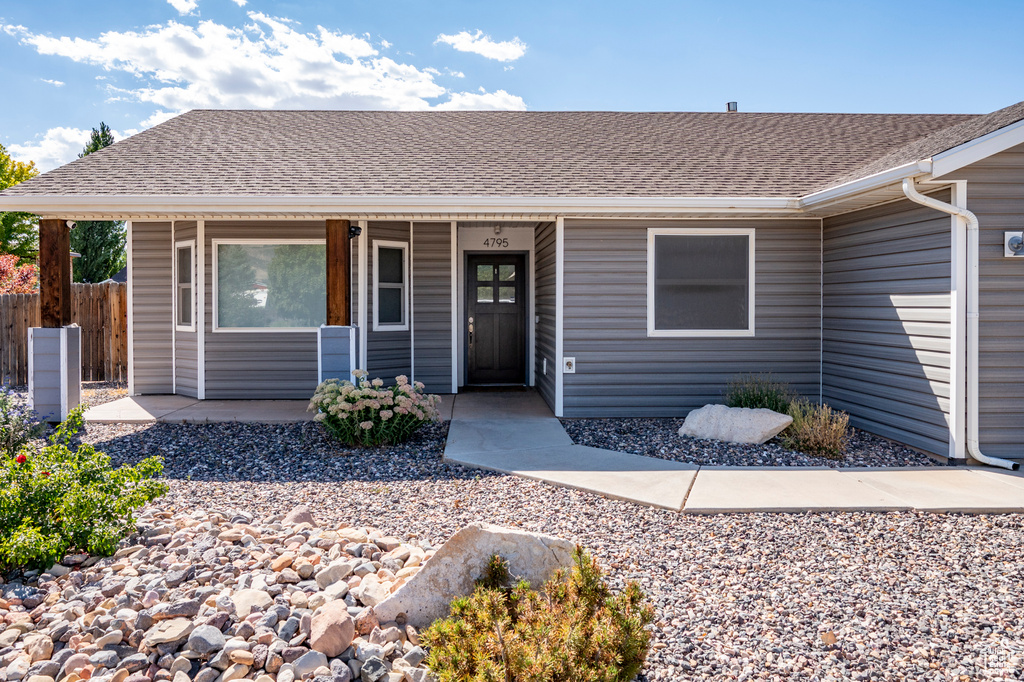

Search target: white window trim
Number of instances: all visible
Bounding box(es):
[174,239,196,333]
[211,238,326,333]
[646,227,756,338]
[372,239,410,332]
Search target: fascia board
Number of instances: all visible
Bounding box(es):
[798,160,933,210]
[0,194,800,217]
[930,118,1024,179]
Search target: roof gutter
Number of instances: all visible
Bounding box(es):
[902,177,1019,470]
[0,194,800,218]
[798,159,933,210]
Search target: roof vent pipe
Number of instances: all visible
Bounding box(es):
[726,102,738,112]
[902,177,1019,470]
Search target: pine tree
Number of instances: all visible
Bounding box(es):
[70,123,127,282]
[0,144,40,261]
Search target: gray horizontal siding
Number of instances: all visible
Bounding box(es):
[822,192,952,456]
[562,219,821,417]
[173,221,198,397]
[204,220,325,399]
[367,221,412,382]
[955,141,1024,456]
[411,222,452,394]
[534,222,556,412]
[131,221,173,394]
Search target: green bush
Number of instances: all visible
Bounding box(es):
[0,387,45,457]
[0,406,168,574]
[423,547,655,682]
[781,399,850,459]
[724,373,793,413]
[309,371,441,446]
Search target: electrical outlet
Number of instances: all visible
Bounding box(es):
[1005,231,1024,257]
[563,357,576,374]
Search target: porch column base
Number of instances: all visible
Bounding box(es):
[28,325,82,422]
[318,325,360,383]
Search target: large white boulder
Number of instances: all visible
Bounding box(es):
[680,404,793,445]
[374,523,575,628]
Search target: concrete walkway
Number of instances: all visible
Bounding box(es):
[444,392,1024,513]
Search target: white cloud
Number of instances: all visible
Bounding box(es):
[8,126,90,172]
[1,14,523,111]
[5,14,528,169]
[435,30,526,62]
[380,39,391,49]
[231,0,247,6]
[41,78,65,87]
[167,0,199,15]
[436,89,525,111]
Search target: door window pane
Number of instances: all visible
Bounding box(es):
[499,265,516,281]
[653,234,750,331]
[178,286,192,326]
[216,243,326,329]
[477,286,494,303]
[498,287,516,303]
[477,264,493,282]
[177,246,192,284]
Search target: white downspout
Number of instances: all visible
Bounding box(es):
[902,178,1019,470]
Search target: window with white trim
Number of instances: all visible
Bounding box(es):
[213,240,326,331]
[647,228,755,337]
[175,240,195,331]
[373,240,408,331]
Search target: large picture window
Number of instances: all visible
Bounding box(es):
[373,240,409,331]
[647,228,755,337]
[213,240,326,331]
[175,240,195,332]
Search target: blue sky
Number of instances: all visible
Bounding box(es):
[2,0,1022,171]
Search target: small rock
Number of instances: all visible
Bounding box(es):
[187,625,226,655]
[292,651,329,680]
[216,664,249,682]
[282,506,315,526]
[358,658,387,682]
[25,635,54,663]
[310,601,355,658]
[227,651,253,666]
[231,590,273,619]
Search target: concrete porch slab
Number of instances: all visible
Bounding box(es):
[445,418,573,457]
[968,467,1024,492]
[159,400,314,424]
[85,395,199,423]
[451,391,554,420]
[445,443,698,510]
[683,467,912,513]
[850,468,1024,512]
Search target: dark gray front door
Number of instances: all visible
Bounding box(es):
[467,254,526,384]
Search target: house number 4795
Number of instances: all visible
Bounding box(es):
[482,237,509,247]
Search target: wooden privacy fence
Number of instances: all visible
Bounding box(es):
[0,282,127,385]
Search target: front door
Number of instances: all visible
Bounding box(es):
[467,253,526,384]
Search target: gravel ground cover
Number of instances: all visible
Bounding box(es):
[38,420,1021,681]
[561,417,941,467]
[6,382,128,409]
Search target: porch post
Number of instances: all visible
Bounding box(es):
[30,218,81,421]
[39,219,73,327]
[326,219,351,325]
[319,219,358,384]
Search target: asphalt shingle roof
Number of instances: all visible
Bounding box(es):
[3,106,1021,200]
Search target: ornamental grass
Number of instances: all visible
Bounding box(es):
[310,371,441,446]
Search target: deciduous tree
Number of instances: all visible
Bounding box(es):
[0,144,40,261]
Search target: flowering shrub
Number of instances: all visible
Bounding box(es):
[0,406,167,575]
[309,371,441,446]
[0,255,38,294]
[0,387,45,457]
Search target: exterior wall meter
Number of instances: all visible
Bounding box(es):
[1005,231,1024,257]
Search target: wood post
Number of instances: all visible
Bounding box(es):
[326,219,351,326]
[39,218,73,328]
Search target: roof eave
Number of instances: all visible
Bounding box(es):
[0,194,803,220]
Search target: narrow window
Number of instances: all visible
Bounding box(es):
[647,229,755,337]
[373,241,408,331]
[175,241,195,331]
